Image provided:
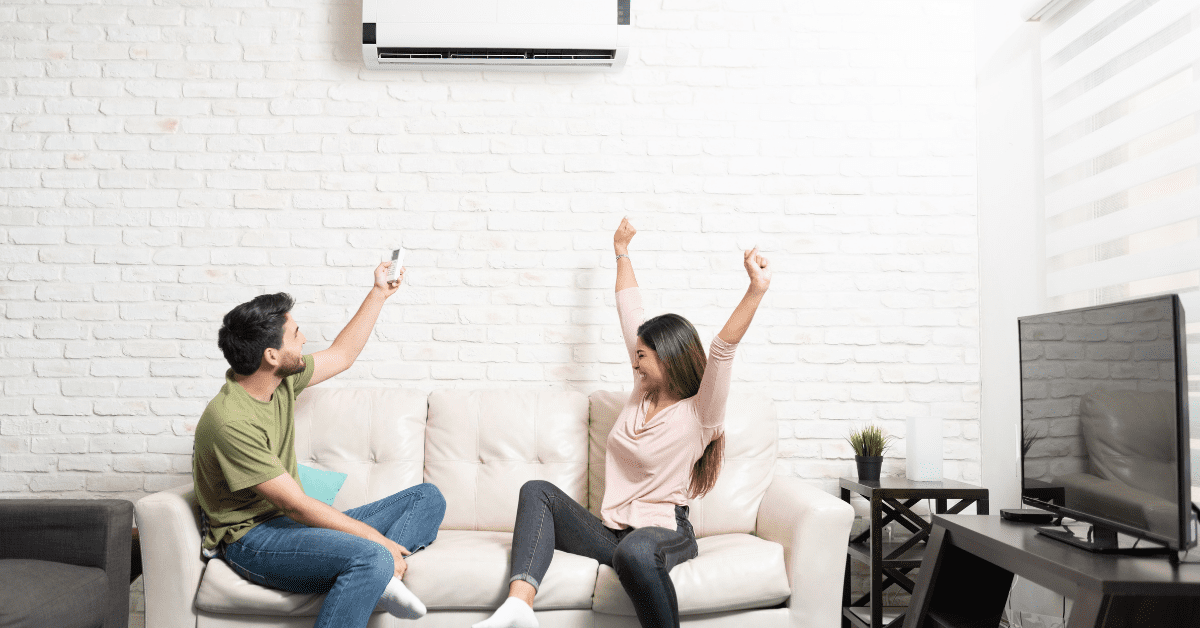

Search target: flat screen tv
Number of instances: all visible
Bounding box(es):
[1019,294,1195,553]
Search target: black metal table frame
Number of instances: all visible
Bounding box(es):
[840,478,990,628]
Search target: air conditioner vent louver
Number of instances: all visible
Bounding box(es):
[379,48,616,61]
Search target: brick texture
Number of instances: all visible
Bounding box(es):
[0,0,979,511]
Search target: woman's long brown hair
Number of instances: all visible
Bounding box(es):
[636,314,726,499]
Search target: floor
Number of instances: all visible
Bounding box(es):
[129,577,145,628]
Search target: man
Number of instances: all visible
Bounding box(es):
[193,261,444,628]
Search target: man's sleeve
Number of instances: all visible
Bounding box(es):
[290,354,316,396]
[210,422,288,493]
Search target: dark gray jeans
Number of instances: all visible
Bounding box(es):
[509,480,699,628]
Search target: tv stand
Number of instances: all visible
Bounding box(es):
[1034,523,1172,556]
[904,515,1200,628]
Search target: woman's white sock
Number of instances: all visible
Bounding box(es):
[471,596,538,628]
[376,577,426,620]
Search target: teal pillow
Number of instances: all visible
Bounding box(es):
[297,464,348,506]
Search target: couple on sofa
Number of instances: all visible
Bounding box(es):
[192,218,772,628]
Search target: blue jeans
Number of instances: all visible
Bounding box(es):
[222,483,446,628]
[510,480,698,628]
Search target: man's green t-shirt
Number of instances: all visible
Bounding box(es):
[193,355,315,552]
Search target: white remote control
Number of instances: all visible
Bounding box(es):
[386,247,405,283]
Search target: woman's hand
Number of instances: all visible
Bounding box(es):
[614,217,636,255]
[744,247,770,294]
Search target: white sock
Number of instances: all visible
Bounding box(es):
[375,576,426,620]
[471,596,538,628]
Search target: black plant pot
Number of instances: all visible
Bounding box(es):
[855,455,883,482]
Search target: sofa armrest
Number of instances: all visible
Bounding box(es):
[0,499,134,628]
[135,484,205,628]
[757,476,855,628]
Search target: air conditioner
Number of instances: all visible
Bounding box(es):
[362,0,630,72]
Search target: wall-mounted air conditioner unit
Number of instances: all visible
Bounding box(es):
[363,0,630,72]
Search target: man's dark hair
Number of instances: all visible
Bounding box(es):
[217,293,295,376]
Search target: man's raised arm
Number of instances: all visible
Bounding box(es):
[310,262,403,387]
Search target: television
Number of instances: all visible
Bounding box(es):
[1018,294,1195,553]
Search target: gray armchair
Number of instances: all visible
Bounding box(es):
[0,499,134,628]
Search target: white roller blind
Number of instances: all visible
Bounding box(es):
[1039,0,1200,488]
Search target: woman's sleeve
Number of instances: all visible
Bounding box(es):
[695,336,737,429]
[616,287,644,367]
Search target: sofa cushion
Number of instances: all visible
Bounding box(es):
[196,558,325,616]
[194,530,598,615]
[405,530,598,610]
[588,389,777,537]
[591,533,790,616]
[293,388,429,510]
[425,389,590,531]
[0,559,108,628]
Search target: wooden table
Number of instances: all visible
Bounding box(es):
[905,515,1200,628]
[840,477,989,628]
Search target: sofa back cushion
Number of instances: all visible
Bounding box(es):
[588,389,777,537]
[424,389,590,531]
[293,387,428,510]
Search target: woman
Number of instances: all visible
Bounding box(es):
[474,217,771,628]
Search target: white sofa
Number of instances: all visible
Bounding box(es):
[135,387,854,628]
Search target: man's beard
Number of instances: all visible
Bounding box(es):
[274,354,305,377]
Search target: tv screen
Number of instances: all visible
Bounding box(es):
[1019,294,1194,551]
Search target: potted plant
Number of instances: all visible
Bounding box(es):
[847,425,893,483]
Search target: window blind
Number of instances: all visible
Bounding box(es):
[1038,0,1200,484]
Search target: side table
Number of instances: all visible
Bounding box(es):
[840,477,989,628]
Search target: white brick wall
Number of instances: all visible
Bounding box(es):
[0,0,980,507]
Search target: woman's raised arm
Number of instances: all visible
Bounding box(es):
[614,216,638,292]
[692,248,771,428]
[613,217,644,365]
[716,247,771,345]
